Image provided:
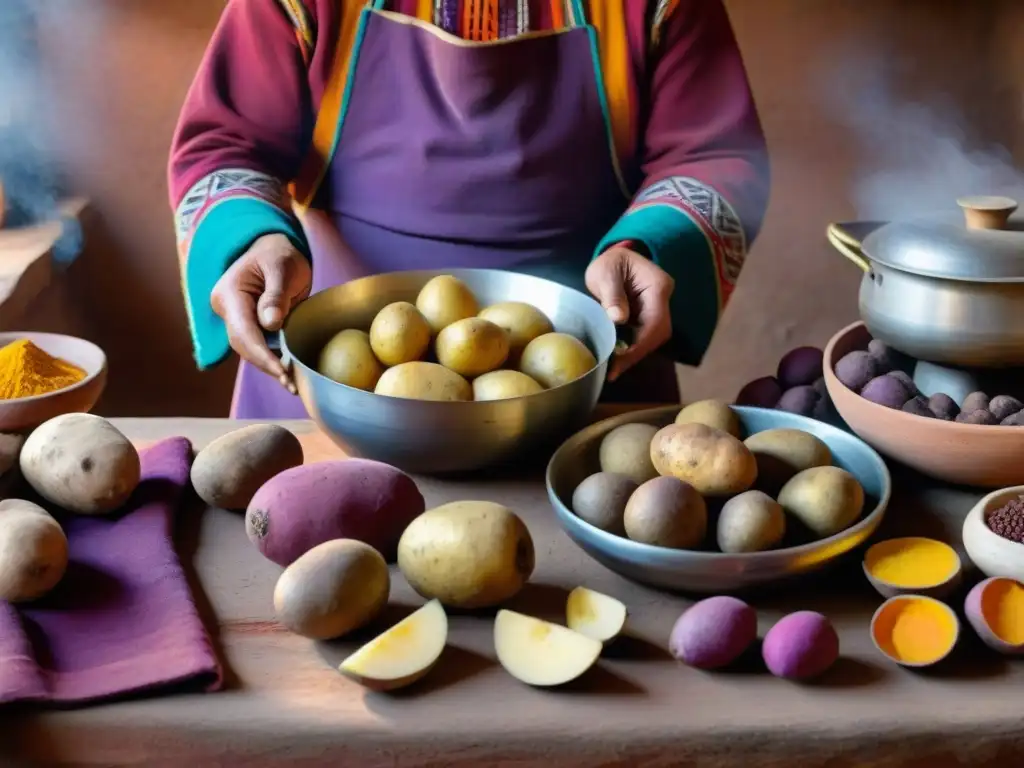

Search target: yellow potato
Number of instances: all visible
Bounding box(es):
[675,400,741,438]
[0,499,68,603]
[478,302,553,363]
[374,361,472,401]
[435,318,510,378]
[623,476,707,549]
[519,332,597,389]
[744,428,833,495]
[415,275,479,334]
[649,422,757,497]
[598,423,659,485]
[716,490,786,553]
[369,301,431,366]
[398,500,535,609]
[317,329,384,391]
[472,369,544,401]
[778,466,865,538]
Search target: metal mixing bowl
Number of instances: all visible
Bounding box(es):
[546,405,891,594]
[281,269,617,474]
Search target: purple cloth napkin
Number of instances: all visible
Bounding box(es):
[0,437,222,706]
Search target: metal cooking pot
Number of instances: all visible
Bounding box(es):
[827,196,1024,367]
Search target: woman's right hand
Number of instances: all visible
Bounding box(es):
[211,233,312,392]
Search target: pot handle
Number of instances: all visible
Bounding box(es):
[826,223,871,273]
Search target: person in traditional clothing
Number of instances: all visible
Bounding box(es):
[170,0,769,419]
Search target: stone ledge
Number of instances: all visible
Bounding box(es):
[0,198,89,329]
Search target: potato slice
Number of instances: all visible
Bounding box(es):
[566,586,627,643]
[494,609,602,686]
[339,600,448,691]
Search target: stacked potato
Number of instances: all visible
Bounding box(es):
[317,275,597,401]
[572,400,867,553]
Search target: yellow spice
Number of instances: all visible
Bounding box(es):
[0,339,87,400]
[864,537,958,588]
[981,579,1024,646]
[874,597,958,665]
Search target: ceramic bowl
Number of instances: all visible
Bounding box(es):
[824,321,1024,488]
[281,269,617,475]
[0,332,106,432]
[964,576,1024,655]
[545,405,891,594]
[962,486,1024,582]
[870,594,961,668]
[862,537,962,600]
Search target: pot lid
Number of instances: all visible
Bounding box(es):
[863,196,1024,282]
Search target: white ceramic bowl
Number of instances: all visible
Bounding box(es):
[962,486,1024,581]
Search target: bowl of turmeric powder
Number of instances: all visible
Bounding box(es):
[0,332,106,431]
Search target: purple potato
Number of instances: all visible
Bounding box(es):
[776,386,820,417]
[961,391,990,414]
[901,395,934,419]
[989,395,1024,421]
[927,393,959,421]
[735,376,784,408]
[762,611,839,680]
[777,347,824,390]
[886,370,919,397]
[1001,410,1024,426]
[955,408,998,426]
[860,375,911,410]
[834,351,879,393]
[670,596,758,670]
[811,396,833,422]
[867,339,902,374]
[812,377,828,397]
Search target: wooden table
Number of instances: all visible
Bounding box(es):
[1,417,1021,767]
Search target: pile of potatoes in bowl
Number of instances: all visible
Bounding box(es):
[571,400,868,554]
[316,275,598,402]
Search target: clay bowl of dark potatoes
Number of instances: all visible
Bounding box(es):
[823,321,1024,488]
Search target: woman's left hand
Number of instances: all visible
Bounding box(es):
[585,245,675,381]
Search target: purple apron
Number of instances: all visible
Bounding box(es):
[232,2,667,418]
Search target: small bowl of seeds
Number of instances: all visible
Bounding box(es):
[962,486,1024,582]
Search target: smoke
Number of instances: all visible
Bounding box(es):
[0,0,98,262]
[822,49,1024,221]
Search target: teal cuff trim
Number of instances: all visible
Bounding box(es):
[185,197,309,370]
[595,204,720,366]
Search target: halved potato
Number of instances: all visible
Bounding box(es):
[565,586,627,643]
[338,600,448,691]
[494,609,602,687]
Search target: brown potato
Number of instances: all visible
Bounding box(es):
[190,424,304,510]
[598,423,659,485]
[674,400,741,438]
[0,499,68,603]
[649,422,757,497]
[415,275,479,334]
[435,318,510,378]
[20,413,141,515]
[477,302,553,364]
[716,490,786,553]
[369,301,431,366]
[624,476,707,549]
[778,466,864,538]
[519,332,597,389]
[744,428,832,496]
[374,361,472,402]
[472,370,543,401]
[571,472,636,534]
[317,329,384,391]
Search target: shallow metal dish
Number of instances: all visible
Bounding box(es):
[281,269,617,474]
[546,405,891,594]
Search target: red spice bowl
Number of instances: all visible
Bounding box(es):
[0,332,107,432]
[824,322,1024,488]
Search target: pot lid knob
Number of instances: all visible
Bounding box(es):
[956,195,1018,230]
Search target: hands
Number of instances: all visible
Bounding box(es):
[585,245,675,382]
[211,233,312,393]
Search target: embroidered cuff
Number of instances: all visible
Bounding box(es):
[183,197,309,369]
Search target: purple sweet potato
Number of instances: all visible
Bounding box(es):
[886,370,919,397]
[989,395,1024,422]
[860,375,911,409]
[776,386,820,416]
[670,596,757,670]
[867,339,900,374]
[762,611,839,680]
[901,395,934,419]
[245,459,426,566]
[834,351,878,393]
[927,393,959,421]
[777,347,824,390]
[962,391,991,414]
[735,376,784,408]
[955,409,998,426]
